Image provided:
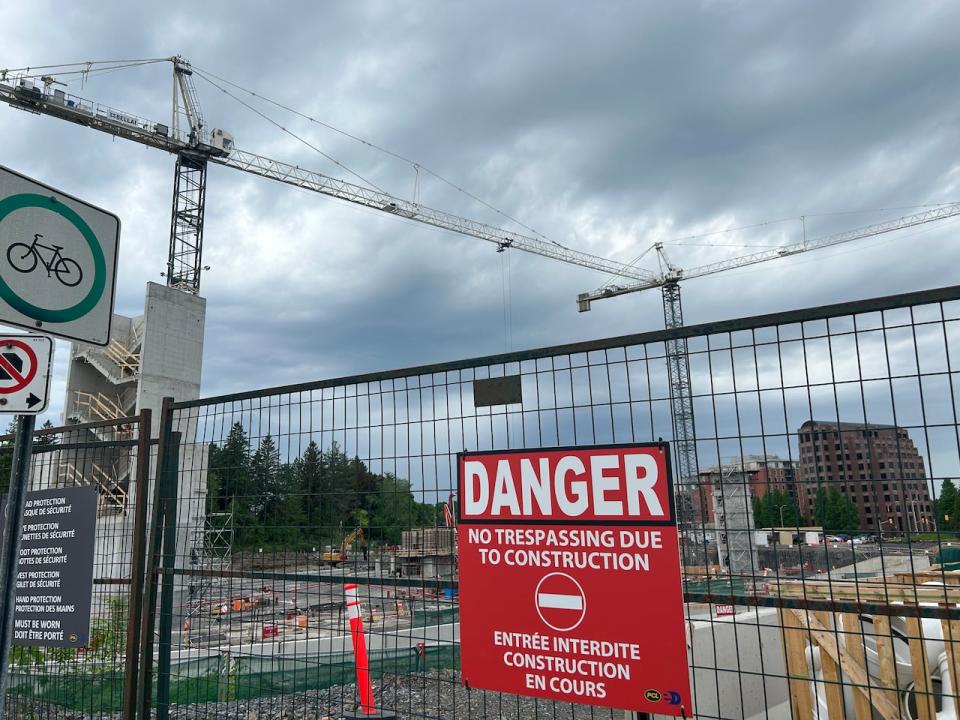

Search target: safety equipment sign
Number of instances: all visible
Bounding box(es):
[0,335,53,414]
[0,486,97,647]
[0,165,119,346]
[457,444,691,716]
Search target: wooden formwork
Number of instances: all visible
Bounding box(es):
[776,570,960,720]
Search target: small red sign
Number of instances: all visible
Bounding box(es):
[716,604,735,617]
[458,444,691,716]
[0,338,38,394]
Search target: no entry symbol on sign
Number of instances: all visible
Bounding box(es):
[535,572,586,632]
[0,338,37,394]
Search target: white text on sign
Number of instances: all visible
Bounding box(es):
[461,448,669,522]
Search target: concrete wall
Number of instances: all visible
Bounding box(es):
[136,281,205,429]
[638,608,790,720]
[62,282,210,603]
[135,282,207,589]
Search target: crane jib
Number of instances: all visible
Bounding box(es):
[212,149,655,282]
[0,74,653,286]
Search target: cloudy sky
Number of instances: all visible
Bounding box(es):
[2,1,959,428]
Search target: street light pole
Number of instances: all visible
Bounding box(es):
[775,504,787,527]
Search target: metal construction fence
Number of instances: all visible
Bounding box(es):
[9,284,960,719]
[141,283,960,720]
[0,412,153,719]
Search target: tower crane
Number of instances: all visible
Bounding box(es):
[576,203,960,515]
[4,57,958,512]
[0,56,657,294]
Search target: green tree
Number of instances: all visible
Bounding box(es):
[353,507,370,529]
[34,419,59,450]
[938,478,958,530]
[813,487,859,533]
[752,489,801,528]
[203,431,448,550]
[323,442,354,531]
[277,463,306,545]
[0,418,18,497]
[249,435,283,527]
[371,473,425,544]
[207,423,250,513]
[295,440,326,539]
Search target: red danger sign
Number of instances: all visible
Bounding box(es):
[457,444,691,716]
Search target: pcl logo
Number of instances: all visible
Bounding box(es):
[644,689,662,703]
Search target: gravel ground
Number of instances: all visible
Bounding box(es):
[7,671,623,720]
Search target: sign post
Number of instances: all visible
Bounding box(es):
[0,165,120,346]
[0,414,36,720]
[457,444,691,716]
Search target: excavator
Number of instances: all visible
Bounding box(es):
[321,527,367,566]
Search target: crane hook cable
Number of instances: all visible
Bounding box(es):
[193,70,387,195]
[191,64,565,251]
[1,57,168,73]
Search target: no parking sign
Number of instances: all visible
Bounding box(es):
[457,444,691,716]
[0,335,52,414]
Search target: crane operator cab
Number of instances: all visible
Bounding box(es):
[209,128,235,156]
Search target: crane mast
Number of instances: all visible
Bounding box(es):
[0,58,655,294]
[577,206,960,527]
[168,57,209,292]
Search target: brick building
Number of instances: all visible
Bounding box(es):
[796,421,932,532]
[690,455,798,525]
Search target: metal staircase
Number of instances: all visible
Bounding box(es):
[72,319,142,385]
[68,391,136,439]
[74,340,140,385]
[58,461,129,517]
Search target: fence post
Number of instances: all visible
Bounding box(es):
[136,398,175,720]
[154,429,181,720]
[122,408,152,720]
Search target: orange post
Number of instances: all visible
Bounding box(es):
[345,583,376,714]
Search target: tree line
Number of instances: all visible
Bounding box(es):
[206,423,441,549]
[752,486,859,534]
[935,478,960,531]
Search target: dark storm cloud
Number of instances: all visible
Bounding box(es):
[2,0,960,430]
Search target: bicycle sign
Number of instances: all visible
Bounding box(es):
[8,234,83,287]
[0,165,119,346]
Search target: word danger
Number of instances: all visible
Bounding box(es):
[461,447,669,521]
